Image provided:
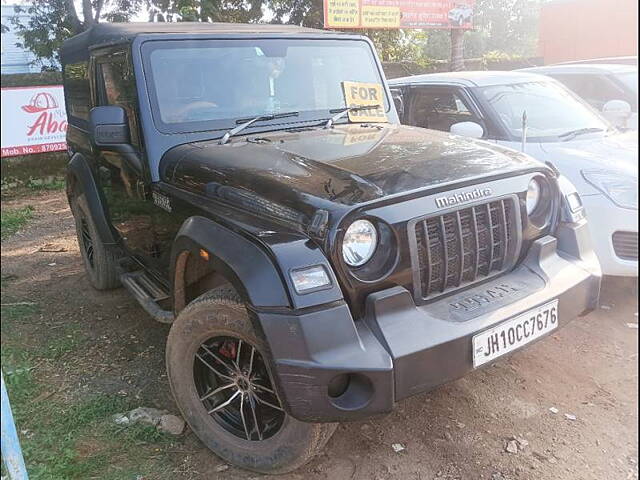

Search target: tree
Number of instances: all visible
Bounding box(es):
[9,0,145,68]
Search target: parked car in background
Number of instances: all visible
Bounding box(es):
[519,64,638,130]
[555,56,637,66]
[448,4,473,26]
[390,71,638,276]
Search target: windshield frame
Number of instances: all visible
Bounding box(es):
[140,36,392,135]
[472,79,613,143]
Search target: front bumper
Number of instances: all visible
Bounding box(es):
[256,221,601,422]
[581,194,638,276]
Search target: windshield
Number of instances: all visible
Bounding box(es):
[616,71,638,97]
[477,81,610,141]
[142,38,388,133]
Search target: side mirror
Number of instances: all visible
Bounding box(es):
[89,106,131,149]
[602,99,632,128]
[450,121,484,139]
[89,106,142,172]
[392,93,404,118]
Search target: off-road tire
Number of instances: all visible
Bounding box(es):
[71,193,120,290]
[166,287,337,474]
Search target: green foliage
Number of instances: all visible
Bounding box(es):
[1,205,34,239]
[10,1,80,69]
[8,0,542,72]
[26,179,66,191]
[472,0,541,57]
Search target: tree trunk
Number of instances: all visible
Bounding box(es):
[450,28,465,72]
[82,0,93,26]
[64,0,83,34]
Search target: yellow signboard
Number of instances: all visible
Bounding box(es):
[361,5,401,27]
[341,81,388,123]
[325,0,359,27]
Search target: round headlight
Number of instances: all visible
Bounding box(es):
[342,220,378,267]
[526,178,542,215]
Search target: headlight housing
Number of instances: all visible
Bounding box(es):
[526,178,542,215]
[342,220,378,267]
[582,170,638,209]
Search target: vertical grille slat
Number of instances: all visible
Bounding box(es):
[499,200,510,269]
[422,220,432,295]
[485,202,495,274]
[455,210,464,287]
[470,206,480,279]
[413,198,519,301]
[439,216,449,293]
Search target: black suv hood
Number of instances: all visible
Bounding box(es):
[161,124,542,219]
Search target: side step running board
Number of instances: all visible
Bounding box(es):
[120,271,174,324]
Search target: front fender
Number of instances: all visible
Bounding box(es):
[170,216,344,311]
[66,153,118,246]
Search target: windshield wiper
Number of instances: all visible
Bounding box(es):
[219,111,299,145]
[558,127,605,141]
[324,105,382,129]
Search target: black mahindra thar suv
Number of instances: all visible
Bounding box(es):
[61,23,601,473]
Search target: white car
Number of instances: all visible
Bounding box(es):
[519,64,638,131]
[448,4,473,26]
[389,71,638,276]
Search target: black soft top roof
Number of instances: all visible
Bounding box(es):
[60,22,332,64]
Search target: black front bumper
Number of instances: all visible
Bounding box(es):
[256,221,601,422]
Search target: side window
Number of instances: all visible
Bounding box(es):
[63,62,90,126]
[96,54,141,147]
[408,88,482,133]
[553,74,625,110]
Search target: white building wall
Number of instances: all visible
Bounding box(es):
[1,5,42,74]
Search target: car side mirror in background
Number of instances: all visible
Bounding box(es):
[450,121,484,139]
[89,106,142,172]
[602,99,632,129]
[391,92,405,119]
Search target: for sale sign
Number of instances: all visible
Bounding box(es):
[324,0,475,29]
[1,85,68,158]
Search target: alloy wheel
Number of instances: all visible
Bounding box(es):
[193,336,285,441]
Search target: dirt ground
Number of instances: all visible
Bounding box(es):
[2,189,638,480]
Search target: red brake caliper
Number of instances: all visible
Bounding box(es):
[219,339,237,359]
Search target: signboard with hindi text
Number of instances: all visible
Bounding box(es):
[324,0,475,30]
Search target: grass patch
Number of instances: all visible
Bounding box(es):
[1,301,40,321]
[1,205,34,239]
[26,179,66,191]
[1,342,176,479]
[41,333,80,360]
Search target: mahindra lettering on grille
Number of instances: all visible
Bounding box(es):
[412,198,520,300]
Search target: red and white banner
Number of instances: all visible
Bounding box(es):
[1,85,68,158]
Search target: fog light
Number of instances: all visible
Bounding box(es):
[290,265,331,294]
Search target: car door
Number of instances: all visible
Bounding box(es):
[92,48,157,268]
[404,85,486,135]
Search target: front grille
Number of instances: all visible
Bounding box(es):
[612,231,638,260]
[412,198,520,300]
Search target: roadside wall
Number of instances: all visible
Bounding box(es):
[381,56,542,79]
[1,71,68,190]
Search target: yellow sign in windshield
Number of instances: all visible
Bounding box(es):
[341,81,388,123]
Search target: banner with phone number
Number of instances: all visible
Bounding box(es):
[324,0,475,29]
[1,85,68,158]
